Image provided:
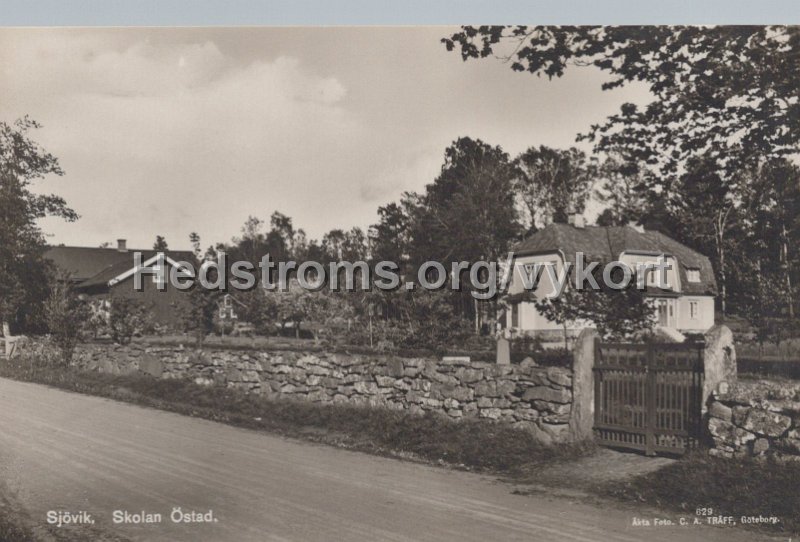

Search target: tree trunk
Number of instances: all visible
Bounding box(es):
[781,224,794,318]
[715,211,728,319]
[719,244,727,319]
[2,321,11,357]
[474,298,480,335]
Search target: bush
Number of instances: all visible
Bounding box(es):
[214,318,236,336]
[380,290,470,351]
[460,333,497,351]
[738,358,800,379]
[84,302,111,339]
[109,295,150,345]
[44,279,90,365]
[533,260,655,341]
[342,319,405,351]
[509,334,544,355]
[15,336,63,368]
[743,317,800,350]
[232,289,277,335]
[527,348,572,367]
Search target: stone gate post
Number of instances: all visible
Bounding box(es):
[569,328,599,441]
[702,324,737,414]
[496,336,510,365]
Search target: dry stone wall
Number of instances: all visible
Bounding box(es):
[708,379,800,461]
[68,342,575,443]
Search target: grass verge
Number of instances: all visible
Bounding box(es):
[0,477,129,542]
[0,513,34,542]
[0,360,593,474]
[596,452,800,535]
[3,360,797,537]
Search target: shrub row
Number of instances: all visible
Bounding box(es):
[738,358,800,380]
[113,336,575,367]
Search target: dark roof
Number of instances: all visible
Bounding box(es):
[512,224,717,296]
[45,246,194,289]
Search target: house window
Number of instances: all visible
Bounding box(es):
[151,266,164,284]
[687,268,701,282]
[657,299,668,326]
[523,263,536,280]
[689,300,699,320]
[219,294,237,319]
[511,303,519,328]
[644,264,670,289]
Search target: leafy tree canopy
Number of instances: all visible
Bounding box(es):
[153,235,169,251]
[409,137,521,265]
[443,26,800,178]
[515,145,596,228]
[0,117,77,333]
[532,260,655,340]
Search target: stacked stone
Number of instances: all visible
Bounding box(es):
[708,379,800,460]
[243,352,573,443]
[63,340,575,444]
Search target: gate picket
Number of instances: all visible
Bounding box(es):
[593,341,704,456]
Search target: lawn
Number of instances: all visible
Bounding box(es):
[597,452,800,535]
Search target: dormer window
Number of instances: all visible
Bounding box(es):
[687,268,701,282]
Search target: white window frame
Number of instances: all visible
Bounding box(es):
[511,303,520,328]
[219,295,237,319]
[686,268,701,283]
[523,263,536,281]
[645,263,671,289]
[523,262,548,287]
[151,264,165,284]
[689,300,699,320]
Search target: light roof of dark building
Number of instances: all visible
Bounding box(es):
[44,246,195,289]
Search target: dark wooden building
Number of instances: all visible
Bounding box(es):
[45,239,195,327]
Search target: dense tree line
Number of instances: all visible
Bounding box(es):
[443,25,800,342]
[2,26,799,348]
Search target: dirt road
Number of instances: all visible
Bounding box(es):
[0,378,771,541]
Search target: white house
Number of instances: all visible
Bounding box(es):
[504,218,717,339]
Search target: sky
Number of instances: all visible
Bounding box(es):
[0,27,651,250]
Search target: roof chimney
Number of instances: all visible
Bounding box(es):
[627,221,645,233]
[568,213,585,228]
[117,239,127,252]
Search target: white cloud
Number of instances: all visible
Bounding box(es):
[1,31,360,248]
[0,28,652,250]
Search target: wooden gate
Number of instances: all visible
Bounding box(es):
[593,342,704,456]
